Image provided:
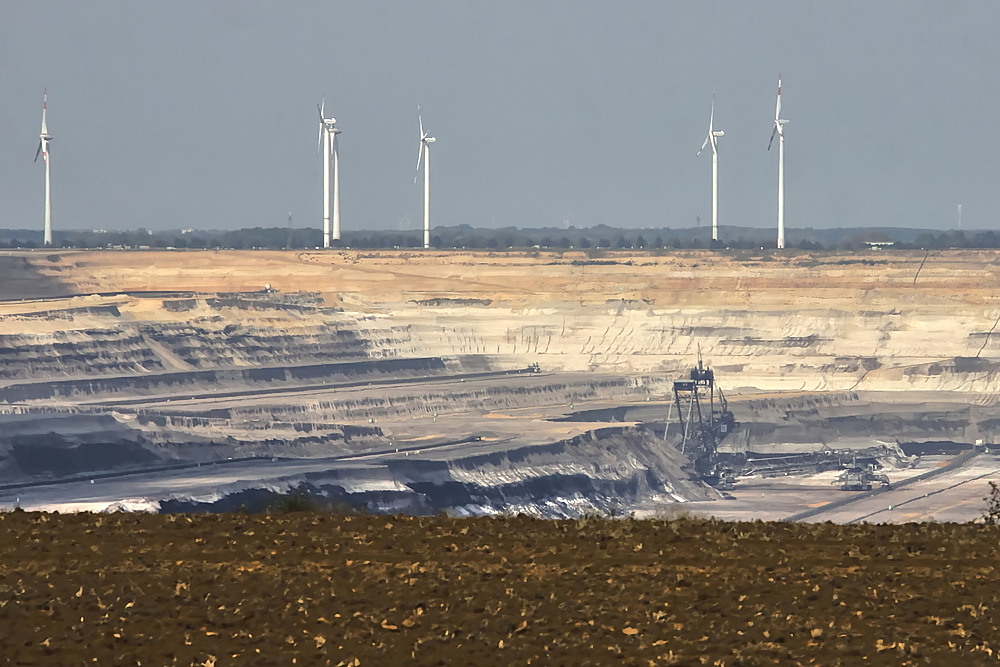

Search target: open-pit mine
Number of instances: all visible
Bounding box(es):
[0,247,998,522]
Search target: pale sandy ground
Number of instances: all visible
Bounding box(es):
[645,454,998,524]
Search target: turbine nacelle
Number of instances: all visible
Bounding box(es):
[317,98,340,134]
[699,129,722,156]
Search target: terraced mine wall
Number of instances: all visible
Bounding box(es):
[4,248,1000,389]
[0,248,998,513]
[0,409,388,483]
[0,357,450,402]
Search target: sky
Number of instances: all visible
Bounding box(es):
[0,2,997,234]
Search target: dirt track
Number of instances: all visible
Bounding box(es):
[2,511,998,665]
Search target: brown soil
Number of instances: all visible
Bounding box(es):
[2,512,997,665]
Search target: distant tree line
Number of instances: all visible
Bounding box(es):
[0,225,997,251]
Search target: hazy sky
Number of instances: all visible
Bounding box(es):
[1,2,997,234]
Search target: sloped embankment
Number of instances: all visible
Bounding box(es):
[0,410,387,485]
[395,426,717,516]
[162,426,716,517]
[0,413,158,481]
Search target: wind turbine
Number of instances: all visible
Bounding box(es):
[415,107,436,249]
[317,98,341,247]
[767,74,789,249]
[697,92,724,243]
[34,89,53,247]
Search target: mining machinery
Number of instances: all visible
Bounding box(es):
[671,356,738,485]
[833,465,890,491]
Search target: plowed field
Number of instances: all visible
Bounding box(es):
[1,511,998,665]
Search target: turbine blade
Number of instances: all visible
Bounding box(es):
[698,133,710,156]
[317,99,326,157]
[775,75,782,120]
[709,96,715,132]
[418,106,424,139]
[40,88,48,135]
[415,143,424,181]
[34,140,42,163]
[768,124,777,151]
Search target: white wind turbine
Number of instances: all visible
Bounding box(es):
[317,98,341,247]
[34,89,53,247]
[767,74,789,249]
[415,107,436,249]
[697,93,725,243]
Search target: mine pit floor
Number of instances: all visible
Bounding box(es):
[663,452,1000,524]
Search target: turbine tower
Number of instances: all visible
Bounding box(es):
[34,89,53,247]
[317,98,341,247]
[768,74,789,249]
[698,93,725,243]
[415,107,436,249]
